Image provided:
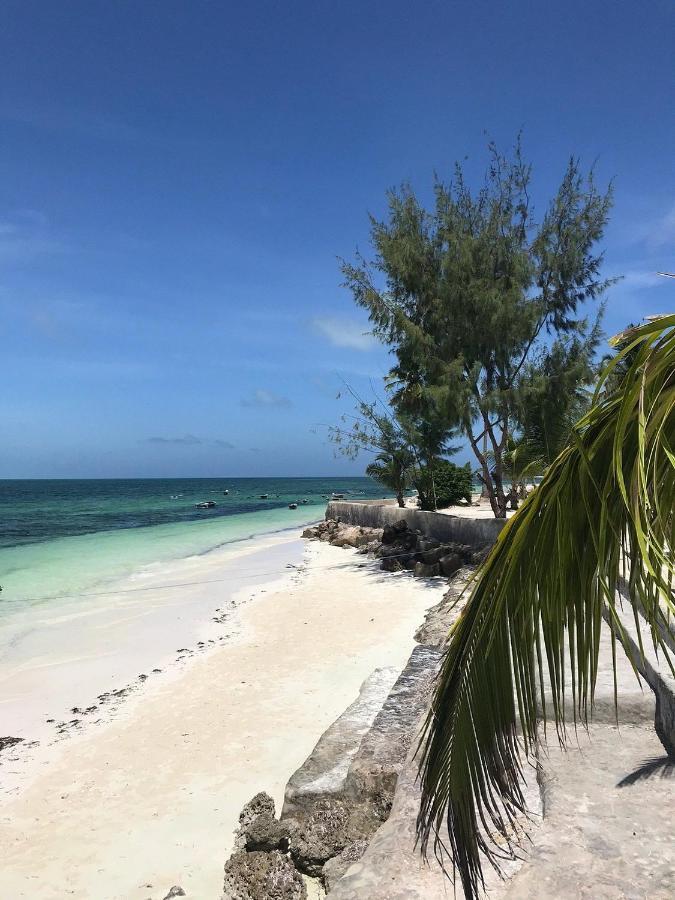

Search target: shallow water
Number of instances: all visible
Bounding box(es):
[0,476,387,610]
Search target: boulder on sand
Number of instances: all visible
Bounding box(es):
[234,792,289,853]
[413,561,440,578]
[439,552,463,577]
[222,850,306,900]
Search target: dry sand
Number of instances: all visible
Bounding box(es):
[0,536,446,900]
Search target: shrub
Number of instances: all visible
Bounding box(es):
[415,460,473,510]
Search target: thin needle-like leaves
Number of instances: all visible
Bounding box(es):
[417,315,675,899]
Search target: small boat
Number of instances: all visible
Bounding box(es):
[195,500,216,509]
[223,490,229,495]
[288,503,298,510]
[331,493,345,500]
[259,494,269,499]
[301,499,309,504]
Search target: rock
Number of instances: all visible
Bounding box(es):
[416,538,440,553]
[234,792,289,852]
[413,561,440,578]
[0,736,24,753]
[330,527,369,549]
[222,850,306,900]
[163,888,186,899]
[321,840,369,892]
[380,557,404,573]
[417,546,448,565]
[380,521,408,544]
[438,552,463,577]
[286,798,380,878]
[471,544,492,565]
[414,567,474,649]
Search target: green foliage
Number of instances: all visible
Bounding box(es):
[416,316,675,899]
[414,459,473,510]
[365,450,412,507]
[341,136,614,517]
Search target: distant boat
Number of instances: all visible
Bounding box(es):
[331,493,345,500]
[301,499,309,504]
[223,490,229,495]
[259,494,269,499]
[195,500,216,509]
[288,502,298,510]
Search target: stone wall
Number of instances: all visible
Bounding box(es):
[325,501,504,547]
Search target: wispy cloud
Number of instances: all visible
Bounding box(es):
[616,270,671,290]
[312,316,375,351]
[646,201,675,250]
[240,389,292,409]
[0,213,65,263]
[144,435,235,448]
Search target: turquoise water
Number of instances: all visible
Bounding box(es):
[0,477,390,610]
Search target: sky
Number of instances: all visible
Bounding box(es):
[1,0,673,478]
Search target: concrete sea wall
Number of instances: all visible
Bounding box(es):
[326,500,505,547]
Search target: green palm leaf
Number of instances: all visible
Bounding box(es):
[417,315,675,898]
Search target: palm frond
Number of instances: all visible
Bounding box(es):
[417,315,675,899]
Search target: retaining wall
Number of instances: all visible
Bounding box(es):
[325,500,504,547]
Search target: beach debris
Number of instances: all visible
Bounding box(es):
[138,674,148,681]
[223,850,305,900]
[71,706,82,714]
[152,668,162,673]
[162,887,186,899]
[0,736,24,753]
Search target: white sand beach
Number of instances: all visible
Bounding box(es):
[0,531,446,900]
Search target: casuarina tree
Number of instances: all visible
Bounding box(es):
[342,137,614,517]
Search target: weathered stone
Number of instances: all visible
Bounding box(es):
[234,793,289,852]
[223,850,306,900]
[344,646,442,814]
[285,798,380,878]
[417,546,448,565]
[414,567,474,649]
[380,520,410,545]
[416,538,441,553]
[413,561,440,578]
[380,557,405,573]
[282,669,399,821]
[321,840,369,892]
[438,552,462,577]
[162,888,186,899]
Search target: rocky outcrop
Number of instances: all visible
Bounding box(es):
[302,520,382,548]
[234,793,289,853]
[224,648,444,892]
[222,850,306,900]
[304,517,486,580]
[321,840,369,892]
[282,668,400,820]
[414,566,475,649]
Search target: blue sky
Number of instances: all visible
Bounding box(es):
[1,0,673,478]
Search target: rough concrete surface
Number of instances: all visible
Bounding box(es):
[503,723,675,899]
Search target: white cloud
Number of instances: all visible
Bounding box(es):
[647,201,675,250]
[312,316,375,351]
[240,389,292,409]
[618,270,671,290]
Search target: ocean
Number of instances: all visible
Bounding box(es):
[0,476,391,611]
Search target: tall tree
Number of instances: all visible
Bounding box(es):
[342,137,614,517]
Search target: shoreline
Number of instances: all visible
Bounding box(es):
[0,529,447,899]
[0,528,314,796]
